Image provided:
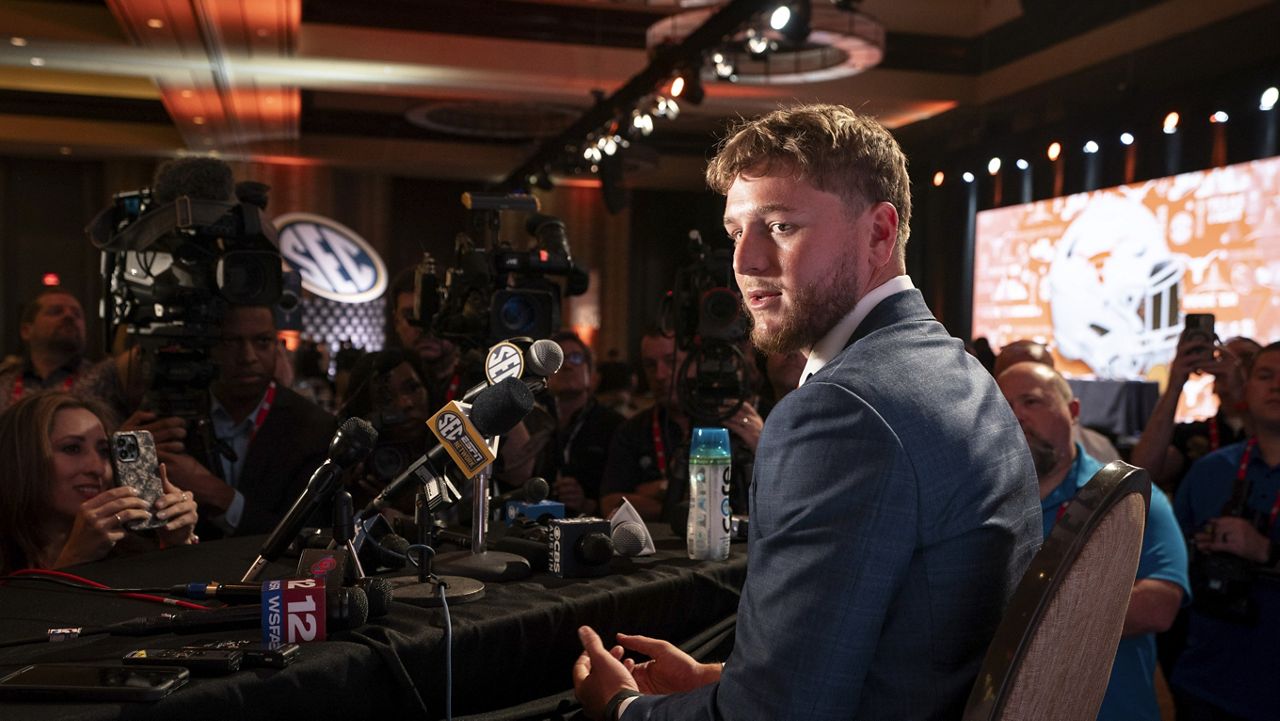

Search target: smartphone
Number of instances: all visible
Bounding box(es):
[124,647,242,675]
[0,663,188,702]
[1182,313,1215,345]
[111,430,165,531]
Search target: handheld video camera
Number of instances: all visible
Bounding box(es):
[662,230,752,422]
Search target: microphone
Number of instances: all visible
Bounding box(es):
[459,338,564,404]
[611,521,650,558]
[549,517,614,578]
[128,585,369,637]
[492,477,550,506]
[360,378,535,517]
[494,476,564,526]
[242,418,378,582]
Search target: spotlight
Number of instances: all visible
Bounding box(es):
[42,273,60,286]
[713,55,736,80]
[583,146,602,163]
[1163,111,1179,134]
[932,171,944,187]
[1210,110,1229,124]
[962,171,975,183]
[603,137,618,156]
[987,157,1001,175]
[1120,132,1135,146]
[1016,159,1029,171]
[746,30,772,56]
[676,73,705,105]
[1047,142,1061,161]
[770,5,792,30]
[1262,87,1279,111]
[632,111,654,136]
[670,76,686,98]
[1083,140,1099,154]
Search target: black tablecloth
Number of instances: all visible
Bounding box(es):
[0,529,747,720]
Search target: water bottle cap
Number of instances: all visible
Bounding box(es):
[690,427,731,457]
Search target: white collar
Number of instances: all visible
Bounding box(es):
[799,275,914,385]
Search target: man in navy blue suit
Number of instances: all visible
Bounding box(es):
[573,104,1042,721]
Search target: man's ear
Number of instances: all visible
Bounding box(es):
[866,201,900,268]
[1068,397,1081,423]
[18,322,32,343]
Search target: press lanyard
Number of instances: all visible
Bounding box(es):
[562,399,592,466]
[1209,416,1220,451]
[651,406,667,475]
[10,372,75,404]
[248,382,277,443]
[442,373,461,402]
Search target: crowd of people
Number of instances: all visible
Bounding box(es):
[0,106,1276,721]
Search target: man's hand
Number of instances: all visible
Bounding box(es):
[555,474,596,515]
[157,451,235,513]
[1168,334,1216,388]
[120,411,188,454]
[1195,516,1270,563]
[617,633,723,695]
[725,401,764,453]
[573,626,638,720]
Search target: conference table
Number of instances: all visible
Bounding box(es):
[0,528,747,721]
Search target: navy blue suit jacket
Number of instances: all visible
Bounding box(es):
[629,289,1041,720]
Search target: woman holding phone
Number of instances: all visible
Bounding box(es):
[0,391,198,573]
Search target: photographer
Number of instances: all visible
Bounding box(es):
[1171,341,1280,721]
[0,392,197,574]
[1132,333,1260,493]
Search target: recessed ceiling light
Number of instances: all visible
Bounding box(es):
[58,146,72,155]
[192,116,206,125]
[29,57,44,67]
[180,89,194,98]
[147,18,165,29]
[10,37,28,47]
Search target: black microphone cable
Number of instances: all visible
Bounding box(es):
[0,569,211,610]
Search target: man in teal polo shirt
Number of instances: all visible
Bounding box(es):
[999,361,1189,721]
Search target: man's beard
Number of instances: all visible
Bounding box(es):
[745,251,859,355]
[1025,433,1062,479]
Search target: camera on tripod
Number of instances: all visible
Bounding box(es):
[414,193,588,347]
[662,230,752,421]
[87,159,285,469]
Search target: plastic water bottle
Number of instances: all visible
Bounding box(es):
[688,427,732,561]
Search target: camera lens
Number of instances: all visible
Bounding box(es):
[497,294,536,334]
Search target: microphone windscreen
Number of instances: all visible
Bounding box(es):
[359,577,394,619]
[527,339,564,376]
[378,533,411,570]
[611,521,648,557]
[525,476,550,503]
[333,587,370,630]
[469,377,535,437]
[152,157,235,205]
[577,532,614,566]
[330,417,379,466]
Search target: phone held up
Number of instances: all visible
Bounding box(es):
[111,430,166,531]
[1182,313,1215,357]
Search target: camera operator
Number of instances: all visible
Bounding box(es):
[387,268,465,405]
[136,304,336,540]
[1170,341,1280,721]
[600,328,761,522]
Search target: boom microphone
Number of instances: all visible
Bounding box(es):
[242,418,378,582]
[360,378,535,516]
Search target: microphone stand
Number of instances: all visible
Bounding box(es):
[388,483,485,607]
[432,436,532,581]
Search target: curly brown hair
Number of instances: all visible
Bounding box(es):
[705,104,912,257]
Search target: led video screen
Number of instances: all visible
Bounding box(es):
[973,155,1280,420]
